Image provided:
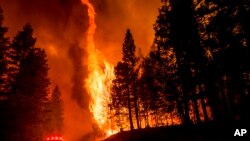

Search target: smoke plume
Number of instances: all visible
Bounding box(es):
[0,0,161,140]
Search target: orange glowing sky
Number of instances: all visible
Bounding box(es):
[0,0,161,140]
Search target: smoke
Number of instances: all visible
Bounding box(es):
[0,0,93,140]
[0,0,161,140]
[68,41,89,109]
[92,0,161,63]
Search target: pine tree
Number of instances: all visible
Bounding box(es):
[152,2,184,125]
[140,53,165,127]
[167,0,210,124]
[16,48,50,98]
[13,47,50,141]
[0,7,9,97]
[6,24,50,141]
[0,8,12,141]
[47,85,64,134]
[197,0,250,122]
[111,29,139,130]
[112,62,131,130]
[7,23,36,95]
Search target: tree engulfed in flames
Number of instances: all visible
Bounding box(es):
[80,0,118,137]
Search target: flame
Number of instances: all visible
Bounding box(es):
[81,0,183,138]
[80,0,118,137]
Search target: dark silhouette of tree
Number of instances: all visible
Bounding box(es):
[109,0,250,132]
[140,52,167,127]
[111,29,139,130]
[111,62,131,130]
[16,48,50,97]
[152,2,185,125]
[195,0,223,123]
[0,7,11,141]
[7,23,36,96]
[121,30,140,129]
[0,7,9,97]
[142,0,206,125]
[14,47,50,141]
[167,0,211,124]
[196,0,250,123]
[0,24,51,141]
[137,60,152,127]
[46,85,64,135]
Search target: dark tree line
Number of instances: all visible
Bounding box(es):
[0,8,64,141]
[110,0,250,131]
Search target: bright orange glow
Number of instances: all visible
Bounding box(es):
[80,0,118,138]
[46,136,63,141]
[80,1,181,137]
[48,45,58,56]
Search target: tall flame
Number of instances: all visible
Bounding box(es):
[80,0,116,137]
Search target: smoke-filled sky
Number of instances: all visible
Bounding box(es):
[0,0,161,140]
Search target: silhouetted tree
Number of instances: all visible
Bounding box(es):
[111,62,131,130]
[197,0,250,122]
[0,7,9,97]
[111,29,139,130]
[152,2,184,125]
[2,24,50,141]
[6,24,36,96]
[14,48,50,141]
[0,7,11,141]
[140,52,165,127]
[137,62,152,127]
[46,85,64,134]
[121,30,140,129]
[166,0,211,124]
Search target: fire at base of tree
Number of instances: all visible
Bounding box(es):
[106,0,250,135]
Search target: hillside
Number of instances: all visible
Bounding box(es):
[103,121,249,141]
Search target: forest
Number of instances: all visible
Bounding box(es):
[109,0,250,131]
[1,0,250,141]
[0,8,64,141]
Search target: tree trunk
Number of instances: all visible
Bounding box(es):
[200,91,209,122]
[127,94,134,130]
[192,92,201,123]
[133,86,140,129]
[205,77,220,122]
[182,81,191,125]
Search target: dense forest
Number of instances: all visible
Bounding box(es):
[109,0,250,131]
[1,0,250,140]
[0,8,64,141]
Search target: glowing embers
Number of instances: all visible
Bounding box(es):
[45,136,63,141]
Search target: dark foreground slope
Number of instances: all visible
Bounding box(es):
[103,121,249,141]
